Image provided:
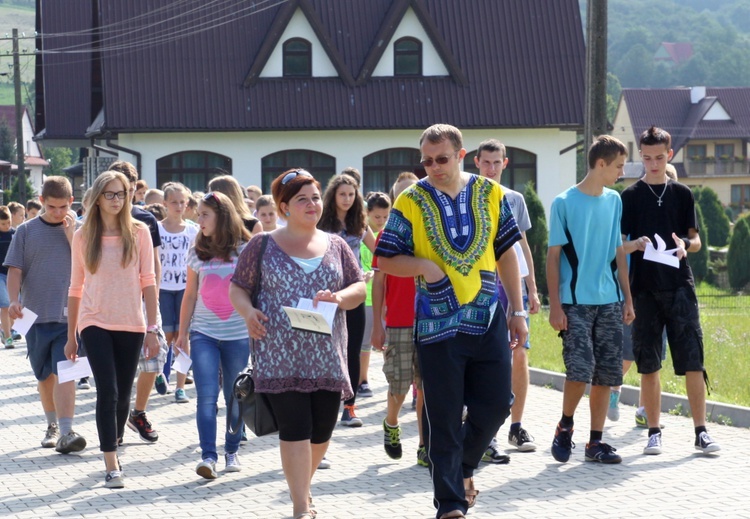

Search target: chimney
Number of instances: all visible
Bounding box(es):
[691,86,706,104]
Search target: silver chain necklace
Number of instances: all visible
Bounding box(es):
[642,179,669,207]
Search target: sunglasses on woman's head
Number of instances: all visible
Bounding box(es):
[281,169,313,185]
[203,192,220,203]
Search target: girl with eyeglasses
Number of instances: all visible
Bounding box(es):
[174,191,251,479]
[230,169,365,519]
[316,174,376,427]
[64,170,159,489]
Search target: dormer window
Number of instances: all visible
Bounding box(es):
[283,38,312,77]
[394,37,422,76]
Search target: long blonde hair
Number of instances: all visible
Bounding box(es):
[81,170,142,274]
[208,175,253,220]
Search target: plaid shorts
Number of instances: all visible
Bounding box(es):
[137,327,169,374]
[382,326,421,395]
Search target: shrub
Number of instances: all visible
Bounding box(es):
[691,203,709,282]
[694,186,730,247]
[523,181,548,299]
[728,215,750,290]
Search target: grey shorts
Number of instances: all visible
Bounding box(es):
[137,327,169,374]
[361,305,374,352]
[382,326,421,395]
[561,302,623,386]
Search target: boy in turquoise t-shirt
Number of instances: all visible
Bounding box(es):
[547,135,634,464]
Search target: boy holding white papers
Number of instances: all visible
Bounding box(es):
[4,176,87,454]
[621,126,720,456]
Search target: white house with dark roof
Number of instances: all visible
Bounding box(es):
[612,86,750,211]
[35,0,586,214]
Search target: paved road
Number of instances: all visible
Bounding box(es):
[2,340,750,518]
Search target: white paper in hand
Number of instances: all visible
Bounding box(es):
[57,357,93,384]
[12,307,38,336]
[643,233,680,269]
[282,298,338,335]
[173,351,192,374]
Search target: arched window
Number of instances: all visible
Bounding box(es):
[394,37,422,76]
[156,151,231,192]
[363,148,422,194]
[283,38,312,77]
[261,149,335,194]
[464,147,537,192]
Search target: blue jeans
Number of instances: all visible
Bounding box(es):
[190,331,250,461]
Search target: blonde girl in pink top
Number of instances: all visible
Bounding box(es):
[64,170,159,489]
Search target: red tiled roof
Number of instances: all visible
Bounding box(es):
[657,42,693,64]
[37,0,585,137]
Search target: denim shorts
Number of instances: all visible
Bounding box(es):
[158,289,184,333]
[26,322,68,381]
[0,273,9,308]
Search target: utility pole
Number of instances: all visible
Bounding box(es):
[13,29,25,202]
[582,0,608,181]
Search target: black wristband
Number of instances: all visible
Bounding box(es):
[682,237,691,251]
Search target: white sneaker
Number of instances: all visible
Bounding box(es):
[695,431,721,454]
[317,456,331,469]
[196,458,218,479]
[643,432,662,455]
[225,452,241,472]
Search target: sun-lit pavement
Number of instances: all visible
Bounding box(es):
[2,339,750,518]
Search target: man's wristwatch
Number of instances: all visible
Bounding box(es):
[511,310,528,318]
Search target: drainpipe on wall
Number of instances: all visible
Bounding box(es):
[105,135,142,175]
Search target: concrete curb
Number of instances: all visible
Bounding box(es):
[530,367,750,428]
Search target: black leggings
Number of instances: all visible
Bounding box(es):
[344,303,366,406]
[81,326,144,452]
[264,390,341,443]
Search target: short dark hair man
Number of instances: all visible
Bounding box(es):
[375,124,527,519]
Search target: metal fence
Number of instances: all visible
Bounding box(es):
[697,284,750,312]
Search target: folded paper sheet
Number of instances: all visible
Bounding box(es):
[57,357,93,384]
[282,298,337,335]
[643,233,680,269]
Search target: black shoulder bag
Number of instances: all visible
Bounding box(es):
[228,234,278,437]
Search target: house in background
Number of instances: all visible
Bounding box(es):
[0,106,48,197]
[34,0,585,215]
[653,42,693,68]
[612,86,750,212]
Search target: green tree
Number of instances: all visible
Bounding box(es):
[43,146,75,177]
[523,181,548,299]
[0,119,14,162]
[6,174,35,203]
[691,203,709,282]
[695,186,730,247]
[727,215,750,290]
[614,44,655,88]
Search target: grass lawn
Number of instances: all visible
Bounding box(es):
[528,298,750,408]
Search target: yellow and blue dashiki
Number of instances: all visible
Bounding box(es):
[374,175,521,345]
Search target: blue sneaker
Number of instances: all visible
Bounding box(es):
[154,374,168,396]
[551,424,575,463]
[174,388,189,403]
[585,441,622,463]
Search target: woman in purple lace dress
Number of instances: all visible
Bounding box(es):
[230,169,365,519]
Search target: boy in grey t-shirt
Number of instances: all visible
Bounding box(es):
[4,176,87,454]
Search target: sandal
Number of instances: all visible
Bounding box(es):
[464,477,479,508]
[439,511,465,519]
[293,512,315,519]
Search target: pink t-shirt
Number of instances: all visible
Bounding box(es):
[69,224,155,333]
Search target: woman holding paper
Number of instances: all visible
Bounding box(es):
[230,169,365,519]
[173,191,251,479]
[63,170,159,489]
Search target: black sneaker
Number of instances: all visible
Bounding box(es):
[508,427,538,452]
[357,382,373,398]
[695,431,721,454]
[383,419,402,459]
[127,411,159,442]
[584,441,622,463]
[55,431,87,454]
[551,424,575,463]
